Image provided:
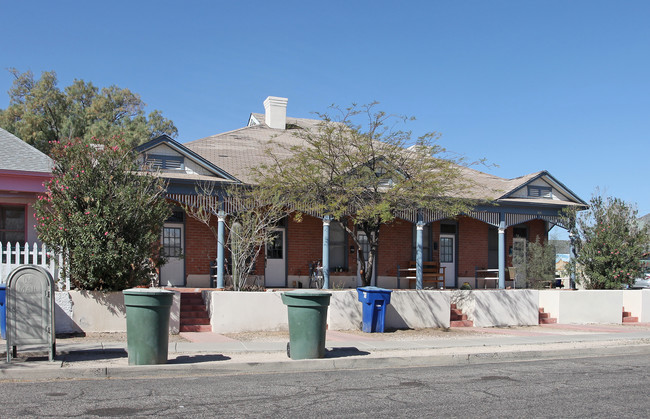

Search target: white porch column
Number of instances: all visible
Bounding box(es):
[416,221,424,290]
[216,211,226,289]
[498,221,506,289]
[322,216,331,289]
[569,231,576,289]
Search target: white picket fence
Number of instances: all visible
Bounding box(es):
[0,242,69,290]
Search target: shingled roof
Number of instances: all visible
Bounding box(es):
[185,105,584,208]
[0,128,52,173]
[185,115,320,185]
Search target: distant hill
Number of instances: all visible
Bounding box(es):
[639,213,650,228]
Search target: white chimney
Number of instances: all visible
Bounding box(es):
[263,96,288,129]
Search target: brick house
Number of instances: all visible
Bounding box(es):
[136,97,587,290]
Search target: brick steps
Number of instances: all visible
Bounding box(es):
[539,307,557,324]
[450,303,473,327]
[623,307,639,323]
[180,292,212,333]
[180,325,213,333]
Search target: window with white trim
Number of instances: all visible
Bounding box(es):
[0,205,25,244]
[528,185,552,199]
[145,154,184,171]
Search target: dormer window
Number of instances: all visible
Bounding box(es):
[145,154,184,171]
[528,185,552,199]
[375,167,395,188]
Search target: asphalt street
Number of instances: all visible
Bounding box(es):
[1,352,648,418]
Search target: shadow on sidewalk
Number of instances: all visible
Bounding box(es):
[169,354,231,364]
[325,347,371,358]
[62,349,128,361]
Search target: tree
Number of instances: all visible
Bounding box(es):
[257,103,476,287]
[562,194,650,289]
[525,237,556,289]
[182,183,286,291]
[0,69,178,154]
[34,136,171,291]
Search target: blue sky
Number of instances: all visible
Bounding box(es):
[2,0,649,230]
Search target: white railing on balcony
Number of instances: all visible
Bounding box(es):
[0,242,69,291]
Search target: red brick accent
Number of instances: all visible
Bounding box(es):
[184,215,217,276]
[179,207,551,287]
[287,214,323,276]
[378,219,412,276]
[457,216,489,277]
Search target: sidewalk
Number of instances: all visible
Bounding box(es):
[2,323,650,381]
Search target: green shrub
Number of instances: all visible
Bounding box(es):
[34,136,170,290]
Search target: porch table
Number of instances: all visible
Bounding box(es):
[474,268,500,289]
[397,262,445,289]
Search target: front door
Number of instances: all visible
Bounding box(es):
[265,228,286,287]
[160,224,185,286]
[440,234,456,288]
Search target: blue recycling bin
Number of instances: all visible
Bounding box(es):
[0,284,6,339]
[357,286,392,333]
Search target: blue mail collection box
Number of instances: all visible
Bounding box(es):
[357,286,392,333]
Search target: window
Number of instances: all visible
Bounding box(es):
[440,237,454,263]
[0,205,26,244]
[162,227,182,258]
[328,222,347,270]
[166,210,184,223]
[266,230,283,259]
[145,154,184,171]
[440,223,457,234]
[375,167,395,188]
[513,226,528,239]
[528,186,552,199]
[357,232,370,264]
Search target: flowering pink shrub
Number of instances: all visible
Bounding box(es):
[34,136,170,290]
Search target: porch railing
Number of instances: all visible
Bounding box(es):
[0,241,69,291]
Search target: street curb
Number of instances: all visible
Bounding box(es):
[1,341,649,381]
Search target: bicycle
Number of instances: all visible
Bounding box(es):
[308,260,324,289]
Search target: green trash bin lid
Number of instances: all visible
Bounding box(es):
[123,288,175,296]
[123,288,174,307]
[282,290,332,307]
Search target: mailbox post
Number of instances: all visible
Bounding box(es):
[6,265,56,362]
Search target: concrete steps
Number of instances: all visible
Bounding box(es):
[180,292,212,333]
[539,307,557,324]
[450,303,473,327]
[623,307,639,323]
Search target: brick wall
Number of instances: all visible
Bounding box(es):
[287,214,323,276]
[180,209,550,287]
[184,215,217,276]
[377,219,413,276]
[457,216,489,277]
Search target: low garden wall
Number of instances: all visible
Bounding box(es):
[205,289,451,333]
[54,290,181,334]
[622,289,650,322]
[451,289,539,327]
[50,288,650,334]
[539,290,623,324]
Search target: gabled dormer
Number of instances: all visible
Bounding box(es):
[135,135,239,182]
[500,171,587,207]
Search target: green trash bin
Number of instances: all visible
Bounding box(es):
[281,290,331,360]
[123,288,175,365]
